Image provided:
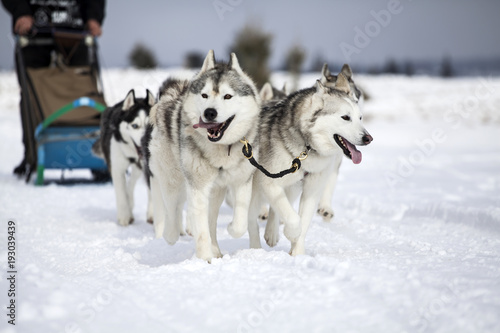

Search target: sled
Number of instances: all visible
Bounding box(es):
[15,29,109,185]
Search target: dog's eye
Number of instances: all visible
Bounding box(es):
[224,94,232,100]
[201,93,208,99]
[131,124,139,129]
[341,115,351,121]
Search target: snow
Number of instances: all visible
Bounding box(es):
[1,68,500,333]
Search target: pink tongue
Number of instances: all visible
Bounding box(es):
[344,139,362,164]
[193,117,220,130]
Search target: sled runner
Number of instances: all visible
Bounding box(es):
[15,29,108,185]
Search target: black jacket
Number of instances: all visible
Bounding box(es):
[1,0,105,33]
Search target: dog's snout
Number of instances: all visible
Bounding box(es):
[362,133,373,145]
[204,108,217,121]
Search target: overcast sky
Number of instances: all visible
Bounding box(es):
[1,0,500,70]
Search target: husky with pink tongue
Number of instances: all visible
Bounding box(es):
[247,68,373,255]
[145,50,261,261]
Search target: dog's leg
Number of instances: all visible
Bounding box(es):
[264,184,300,247]
[186,182,214,262]
[247,182,262,248]
[290,172,325,256]
[146,184,154,224]
[110,145,133,226]
[264,183,301,243]
[317,156,342,222]
[149,152,185,244]
[150,178,165,238]
[176,186,187,237]
[162,179,184,245]
[126,163,142,219]
[263,207,279,247]
[209,186,225,258]
[258,204,269,221]
[227,177,253,238]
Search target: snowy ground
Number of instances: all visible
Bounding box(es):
[1,69,500,333]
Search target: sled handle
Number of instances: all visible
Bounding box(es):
[34,97,106,139]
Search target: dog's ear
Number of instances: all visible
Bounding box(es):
[228,52,244,74]
[199,49,216,75]
[282,82,288,95]
[146,89,155,107]
[315,80,328,95]
[321,63,331,78]
[320,63,334,85]
[340,64,353,79]
[123,89,135,111]
[259,82,274,101]
[335,73,351,94]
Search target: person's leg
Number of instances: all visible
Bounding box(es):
[13,44,52,176]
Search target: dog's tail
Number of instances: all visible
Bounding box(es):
[91,139,104,158]
[158,77,189,101]
[152,78,190,127]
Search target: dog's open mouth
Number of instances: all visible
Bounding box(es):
[334,134,362,164]
[193,115,235,142]
[133,142,143,158]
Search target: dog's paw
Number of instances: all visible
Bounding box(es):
[196,244,214,263]
[212,245,223,259]
[227,221,246,238]
[117,215,134,226]
[283,223,301,243]
[317,207,334,222]
[163,230,180,245]
[146,208,154,224]
[258,206,269,221]
[264,230,279,247]
[264,223,280,247]
[289,242,305,256]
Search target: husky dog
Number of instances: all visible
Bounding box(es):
[316,63,365,221]
[248,69,373,255]
[92,89,155,226]
[259,82,288,106]
[145,50,261,261]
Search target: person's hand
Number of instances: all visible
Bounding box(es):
[87,19,102,37]
[14,15,34,35]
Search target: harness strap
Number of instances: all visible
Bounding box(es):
[240,138,308,179]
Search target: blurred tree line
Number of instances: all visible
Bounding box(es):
[127,23,454,80]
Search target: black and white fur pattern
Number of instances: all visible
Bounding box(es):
[144,50,261,261]
[247,70,373,255]
[93,89,155,226]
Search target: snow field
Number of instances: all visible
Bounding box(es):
[0,69,499,333]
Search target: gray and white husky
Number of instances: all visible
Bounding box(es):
[316,63,365,221]
[145,50,261,261]
[248,68,373,255]
[92,89,155,226]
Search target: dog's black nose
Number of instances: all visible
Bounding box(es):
[362,133,373,145]
[204,108,217,121]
